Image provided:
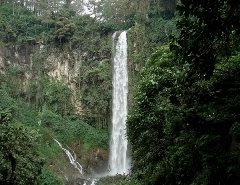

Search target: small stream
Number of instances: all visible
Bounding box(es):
[54,139,95,185]
[54,139,83,175]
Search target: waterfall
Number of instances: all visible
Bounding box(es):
[54,139,83,175]
[55,139,97,185]
[109,31,130,175]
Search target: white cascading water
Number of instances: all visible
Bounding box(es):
[109,31,130,175]
[54,139,83,175]
[55,139,96,185]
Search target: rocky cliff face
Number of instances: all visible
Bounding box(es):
[0,41,112,117]
[0,44,36,95]
[44,49,84,114]
[0,44,34,68]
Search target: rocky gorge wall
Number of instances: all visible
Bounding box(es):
[0,39,112,121]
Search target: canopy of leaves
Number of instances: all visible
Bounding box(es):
[127,0,240,183]
[0,108,43,185]
[128,44,240,184]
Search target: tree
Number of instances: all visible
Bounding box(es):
[96,0,136,29]
[172,0,240,80]
[127,0,240,184]
[54,16,76,44]
[44,80,74,116]
[0,108,43,185]
[149,0,176,19]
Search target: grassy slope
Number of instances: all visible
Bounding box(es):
[0,89,109,184]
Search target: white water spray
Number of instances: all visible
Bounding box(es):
[109,31,130,175]
[54,139,83,175]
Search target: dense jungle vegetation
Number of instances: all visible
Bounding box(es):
[0,0,240,185]
[127,1,240,185]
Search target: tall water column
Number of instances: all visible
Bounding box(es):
[109,31,130,175]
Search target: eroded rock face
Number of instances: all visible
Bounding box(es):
[69,141,109,174]
[45,51,84,114]
[0,44,36,67]
[0,55,4,73]
[85,148,109,174]
[0,35,113,118]
[0,43,84,113]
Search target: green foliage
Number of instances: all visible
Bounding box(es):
[145,17,177,47]
[148,0,176,20]
[3,66,25,98]
[0,2,113,184]
[0,3,48,44]
[3,63,75,116]
[54,17,76,44]
[98,175,140,185]
[127,1,240,182]
[171,0,240,80]
[76,120,109,152]
[127,1,240,184]
[128,43,240,184]
[39,109,109,149]
[127,14,177,89]
[79,59,112,116]
[0,89,16,110]
[127,46,177,182]
[39,109,63,128]
[0,1,113,121]
[45,80,74,116]
[0,108,43,185]
[97,0,136,30]
[37,168,64,185]
[230,122,240,140]
[0,3,91,46]
[0,85,109,184]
